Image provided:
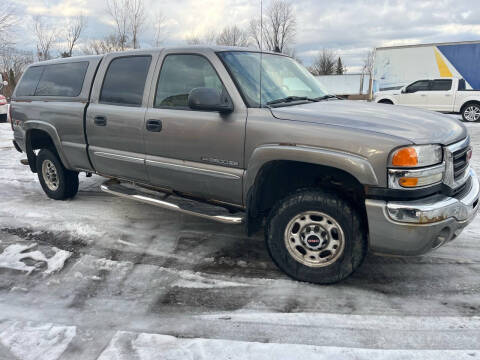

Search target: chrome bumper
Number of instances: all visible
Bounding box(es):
[365,169,479,256]
[387,168,479,224]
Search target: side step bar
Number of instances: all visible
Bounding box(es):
[100,179,244,224]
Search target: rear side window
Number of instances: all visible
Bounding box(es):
[430,79,452,91]
[458,79,466,91]
[15,66,44,96]
[35,62,89,97]
[100,56,152,106]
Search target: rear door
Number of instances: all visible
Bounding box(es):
[398,80,430,108]
[86,52,157,182]
[143,50,247,205]
[427,79,454,112]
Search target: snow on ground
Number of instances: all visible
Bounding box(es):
[0,117,480,359]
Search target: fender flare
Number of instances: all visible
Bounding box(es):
[24,120,72,172]
[243,144,379,204]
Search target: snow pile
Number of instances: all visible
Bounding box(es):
[0,321,76,360]
[98,331,479,360]
[0,243,72,274]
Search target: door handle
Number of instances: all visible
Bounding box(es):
[420,94,427,97]
[94,116,107,126]
[146,119,162,132]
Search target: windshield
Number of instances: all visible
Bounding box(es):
[218,51,329,107]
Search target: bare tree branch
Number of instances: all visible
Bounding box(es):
[0,47,33,98]
[249,0,296,53]
[153,11,166,47]
[362,49,375,76]
[82,34,124,55]
[33,16,57,61]
[106,0,130,50]
[128,0,146,49]
[309,48,337,76]
[185,30,217,45]
[0,2,17,49]
[63,15,87,57]
[216,25,250,47]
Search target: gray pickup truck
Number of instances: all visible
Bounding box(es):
[10,46,479,284]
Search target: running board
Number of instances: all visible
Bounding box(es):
[100,179,244,224]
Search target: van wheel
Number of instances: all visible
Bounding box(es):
[265,189,367,284]
[462,103,480,122]
[36,149,79,200]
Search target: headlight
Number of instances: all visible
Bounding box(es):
[388,145,444,189]
[390,145,443,168]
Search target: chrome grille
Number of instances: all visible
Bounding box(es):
[453,147,469,181]
[444,137,471,189]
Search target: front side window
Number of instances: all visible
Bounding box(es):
[35,62,89,97]
[218,51,328,107]
[406,80,430,93]
[15,66,44,96]
[100,56,152,106]
[155,54,224,108]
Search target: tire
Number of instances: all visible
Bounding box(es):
[265,189,367,284]
[0,114,7,123]
[36,149,79,200]
[461,103,480,122]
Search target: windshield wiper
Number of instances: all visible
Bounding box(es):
[314,94,339,101]
[266,96,318,106]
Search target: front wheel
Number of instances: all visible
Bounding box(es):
[36,149,79,200]
[265,189,367,284]
[462,103,480,122]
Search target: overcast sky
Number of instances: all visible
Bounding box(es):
[8,0,480,72]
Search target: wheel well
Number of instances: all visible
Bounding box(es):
[461,100,480,113]
[246,161,367,235]
[378,99,393,104]
[25,129,58,173]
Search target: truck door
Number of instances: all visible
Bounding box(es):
[143,50,247,205]
[86,52,157,182]
[427,79,454,112]
[398,80,430,108]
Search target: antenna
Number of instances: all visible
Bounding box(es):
[259,0,263,108]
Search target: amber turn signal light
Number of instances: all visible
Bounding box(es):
[392,147,418,167]
[398,177,419,187]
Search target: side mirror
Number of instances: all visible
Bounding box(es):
[401,87,406,94]
[188,87,233,114]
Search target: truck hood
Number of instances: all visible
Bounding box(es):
[270,100,467,145]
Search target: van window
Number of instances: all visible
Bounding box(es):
[35,62,89,97]
[430,79,452,91]
[155,54,224,108]
[100,56,152,106]
[15,66,44,96]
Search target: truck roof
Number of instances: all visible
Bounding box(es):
[29,46,287,67]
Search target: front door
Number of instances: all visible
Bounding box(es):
[86,53,156,182]
[399,80,430,108]
[144,51,247,205]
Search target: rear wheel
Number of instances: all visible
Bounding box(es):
[462,103,480,122]
[36,149,79,200]
[265,189,367,284]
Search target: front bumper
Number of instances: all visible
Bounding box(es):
[366,168,479,256]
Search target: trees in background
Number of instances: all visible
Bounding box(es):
[0,2,16,49]
[106,0,147,50]
[249,0,296,53]
[33,16,57,61]
[309,50,346,76]
[216,26,250,47]
[62,15,87,58]
[309,49,336,75]
[0,48,33,98]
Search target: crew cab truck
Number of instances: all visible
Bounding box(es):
[374,77,480,122]
[10,47,480,284]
